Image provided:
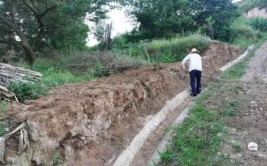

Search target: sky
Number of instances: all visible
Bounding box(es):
[232,0,243,3]
[85,7,135,47]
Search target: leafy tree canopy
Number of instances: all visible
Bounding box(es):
[130,0,238,41]
[0,0,125,66]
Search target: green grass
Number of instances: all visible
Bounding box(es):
[8,58,96,101]
[0,121,7,136]
[158,94,227,165]
[7,81,48,101]
[144,34,210,62]
[220,55,251,79]
[157,82,247,165]
[113,34,211,63]
[33,58,95,86]
[219,100,238,117]
[0,100,7,112]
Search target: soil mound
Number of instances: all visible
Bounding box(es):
[5,41,242,165]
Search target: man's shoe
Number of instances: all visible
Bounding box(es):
[190,93,197,97]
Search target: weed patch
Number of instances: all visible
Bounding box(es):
[232,143,242,153]
[7,81,48,101]
[0,100,8,112]
[157,79,257,165]
[113,34,210,63]
[0,121,7,136]
[158,101,227,166]
[51,151,64,165]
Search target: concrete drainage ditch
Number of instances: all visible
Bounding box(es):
[114,45,254,166]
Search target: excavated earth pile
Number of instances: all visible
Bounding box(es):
[4,41,242,166]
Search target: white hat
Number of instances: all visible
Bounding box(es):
[191,48,199,53]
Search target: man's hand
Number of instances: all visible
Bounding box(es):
[182,64,186,70]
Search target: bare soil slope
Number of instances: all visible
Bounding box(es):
[4,41,241,166]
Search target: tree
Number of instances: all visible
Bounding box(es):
[0,0,124,67]
[130,0,238,41]
[94,21,113,50]
[190,0,238,41]
[131,0,193,39]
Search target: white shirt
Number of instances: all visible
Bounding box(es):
[182,53,202,72]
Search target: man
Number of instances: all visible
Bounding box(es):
[181,48,202,96]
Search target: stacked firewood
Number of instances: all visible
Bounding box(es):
[0,63,42,100]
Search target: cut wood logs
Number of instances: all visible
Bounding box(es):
[0,63,42,100]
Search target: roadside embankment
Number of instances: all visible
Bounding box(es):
[4,41,242,165]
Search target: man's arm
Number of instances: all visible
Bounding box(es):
[181,54,190,70]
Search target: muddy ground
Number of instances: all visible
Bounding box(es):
[2,41,242,166]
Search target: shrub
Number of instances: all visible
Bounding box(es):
[247,17,267,32]
[112,35,129,49]
[7,81,47,101]
[229,17,263,48]
[32,58,57,73]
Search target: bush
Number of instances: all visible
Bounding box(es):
[229,17,263,48]
[33,58,57,73]
[247,17,267,32]
[7,81,48,101]
[112,35,129,49]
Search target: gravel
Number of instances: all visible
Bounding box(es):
[241,41,267,83]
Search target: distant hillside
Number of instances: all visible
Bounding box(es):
[237,0,267,12]
[237,0,267,18]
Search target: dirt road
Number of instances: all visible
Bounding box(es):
[241,41,267,83]
[206,42,267,166]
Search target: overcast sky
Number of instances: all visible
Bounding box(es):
[85,7,135,47]
[232,0,243,3]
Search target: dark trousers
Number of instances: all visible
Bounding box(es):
[189,70,201,96]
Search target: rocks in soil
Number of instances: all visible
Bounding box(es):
[248,142,258,151]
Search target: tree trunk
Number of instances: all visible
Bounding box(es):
[18,26,36,67]
[21,42,35,68]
